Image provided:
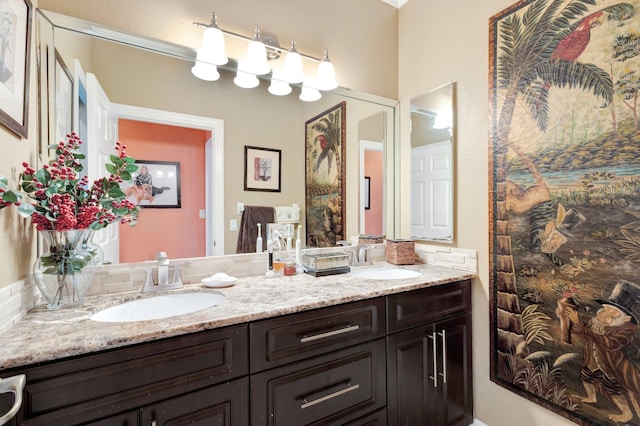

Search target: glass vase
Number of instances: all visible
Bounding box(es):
[32,229,96,310]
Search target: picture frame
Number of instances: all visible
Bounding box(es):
[122,160,181,208]
[244,145,281,192]
[305,101,346,247]
[364,176,371,210]
[0,0,32,138]
[54,49,72,146]
[489,1,640,425]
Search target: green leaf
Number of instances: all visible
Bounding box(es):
[35,168,50,184]
[125,164,138,172]
[109,187,125,198]
[2,191,18,203]
[109,154,120,163]
[105,164,117,174]
[120,171,131,181]
[0,175,7,185]
[18,203,35,217]
[124,157,136,164]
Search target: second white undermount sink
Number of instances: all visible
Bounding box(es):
[90,292,225,323]
[350,267,421,280]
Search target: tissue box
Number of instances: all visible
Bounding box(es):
[385,239,415,265]
[302,252,350,270]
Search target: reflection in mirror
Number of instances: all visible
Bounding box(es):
[410,82,455,242]
[37,10,398,263]
[359,112,385,237]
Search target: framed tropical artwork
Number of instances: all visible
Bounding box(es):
[489,0,640,425]
[305,102,346,247]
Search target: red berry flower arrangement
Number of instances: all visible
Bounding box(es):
[0,133,140,308]
[1,132,139,230]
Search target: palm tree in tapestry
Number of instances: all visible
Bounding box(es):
[491,0,634,358]
[312,109,342,176]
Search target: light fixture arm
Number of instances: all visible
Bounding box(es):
[193,19,324,63]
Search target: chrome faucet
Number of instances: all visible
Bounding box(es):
[157,252,170,286]
[341,244,373,267]
[141,252,183,292]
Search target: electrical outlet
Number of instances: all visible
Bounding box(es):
[230,219,238,231]
[199,209,206,219]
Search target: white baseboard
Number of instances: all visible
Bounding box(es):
[472,420,488,426]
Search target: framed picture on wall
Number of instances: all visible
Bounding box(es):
[122,160,181,208]
[0,0,33,138]
[244,145,282,192]
[305,101,346,247]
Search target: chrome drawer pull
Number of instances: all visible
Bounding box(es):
[301,383,360,409]
[439,329,447,384]
[0,374,26,425]
[300,325,360,343]
[428,332,438,388]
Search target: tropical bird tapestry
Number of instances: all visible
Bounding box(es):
[489,0,640,424]
[305,102,346,248]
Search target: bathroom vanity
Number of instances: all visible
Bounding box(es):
[0,265,474,425]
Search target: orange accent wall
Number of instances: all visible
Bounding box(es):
[118,119,210,263]
[364,150,384,236]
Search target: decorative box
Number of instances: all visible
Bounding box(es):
[302,252,350,270]
[358,234,385,245]
[385,239,415,265]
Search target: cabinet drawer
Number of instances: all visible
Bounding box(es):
[387,280,471,334]
[14,325,248,425]
[250,297,385,372]
[251,339,386,426]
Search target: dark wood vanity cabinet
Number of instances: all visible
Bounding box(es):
[387,280,473,426]
[2,279,473,425]
[4,324,249,426]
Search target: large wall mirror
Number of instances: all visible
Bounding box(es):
[410,82,455,242]
[36,10,398,264]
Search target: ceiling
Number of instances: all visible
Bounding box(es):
[379,0,410,8]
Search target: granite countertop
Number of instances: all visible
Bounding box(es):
[0,262,475,370]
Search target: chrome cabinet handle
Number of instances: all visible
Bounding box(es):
[301,383,360,409]
[428,332,438,388]
[300,325,360,343]
[0,374,26,426]
[439,329,447,384]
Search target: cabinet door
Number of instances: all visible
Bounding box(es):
[436,314,473,426]
[386,323,438,426]
[387,314,473,426]
[140,377,249,426]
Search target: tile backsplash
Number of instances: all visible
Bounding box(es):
[0,243,477,333]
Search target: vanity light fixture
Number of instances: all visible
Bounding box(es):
[282,40,304,84]
[299,80,322,102]
[193,12,338,101]
[244,27,271,76]
[316,49,338,91]
[268,70,292,96]
[191,12,228,81]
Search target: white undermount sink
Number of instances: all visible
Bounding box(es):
[350,267,421,280]
[90,292,225,322]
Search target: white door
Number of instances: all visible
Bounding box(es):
[86,73,120,263]
[411,141,452,240]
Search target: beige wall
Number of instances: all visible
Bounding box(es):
[398,0,575,425]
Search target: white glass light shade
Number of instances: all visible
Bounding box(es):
[282,43,304,84]
[244,30,270,75]
[199,26,228,65]
[299,81,321,102]
[268,70,292,96]
[316,49,338,91]
[234,61,260,89]
[191,60,220,81]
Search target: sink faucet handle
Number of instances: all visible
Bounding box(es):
[156,251,169,265]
